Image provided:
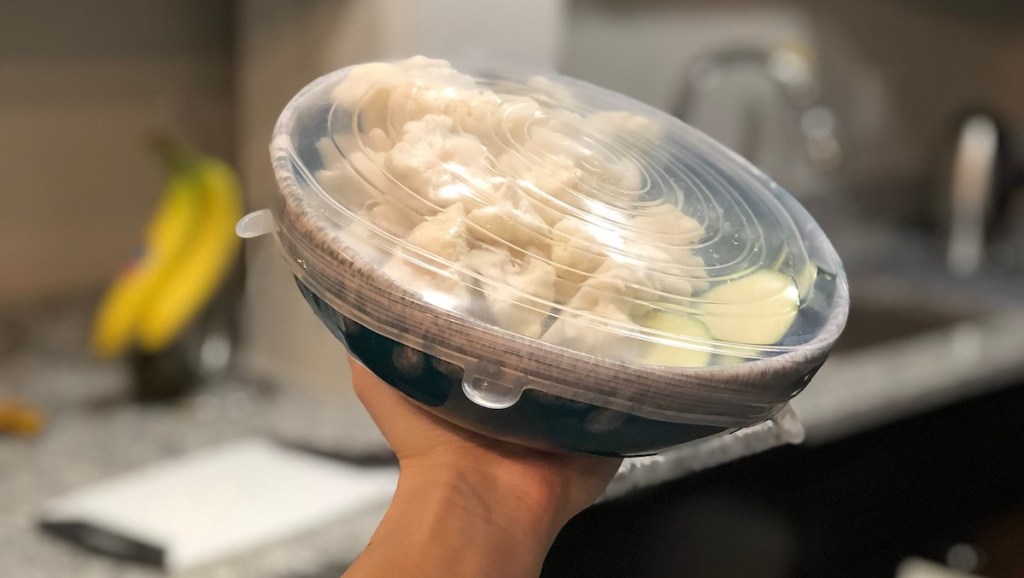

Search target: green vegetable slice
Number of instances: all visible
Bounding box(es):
[698,270,799,346]
[637,311,713,367]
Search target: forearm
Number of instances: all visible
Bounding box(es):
[345,467,562,578]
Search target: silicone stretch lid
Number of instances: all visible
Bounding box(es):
[261,56,848,425]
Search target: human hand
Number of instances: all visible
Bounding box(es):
[345,357,621,578]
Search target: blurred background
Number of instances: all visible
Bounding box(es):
[2,1,1023,577]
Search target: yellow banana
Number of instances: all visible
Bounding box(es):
[135,157,244,352]
[91,160,202,358]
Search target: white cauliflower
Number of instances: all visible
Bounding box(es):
[493,95,544,144]
[387,82,504,142]
[626,203,706,282]
[612,242,703,302]
[382,202,472,309]
[366,201,419,237]
[548,218,611,302]
[330,62,400,130]
[385,114,494,210]
[577,156,644,200]
[316,135,344,166]
[540,265,645,359]
[542,246,703,355]
[589,110,662,144]
[402,202,471,262]
[331,56,461,131]
[628,203,703,240]
[363,127,393,152]
[315,137,390,211]
[463,249,556,338]
[528,123,590,161]
[498,151,586,225]
[466,200,551,256]
[320,57,712,347]
[385,76,464,129]
[446,90,505,149]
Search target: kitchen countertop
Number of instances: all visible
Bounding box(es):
[794,308,1024,444]
[0,300,391,578]
[4,279,1024,577]
[792,260,1024,444]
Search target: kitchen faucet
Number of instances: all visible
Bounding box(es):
[945,113,1000,277]
[673,45,842,190]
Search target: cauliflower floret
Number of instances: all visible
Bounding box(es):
[331,56,461,131]
[382,203,472,309]
[543,243,705,354]
[541,266,645,359]
[317,135,390,188]
[588,110,662,144]
[626,204,705,271]
[367,201,419,237]
[385,114,494,210]
[330,62,401,129]
[653,251,708,296]
[502,115,648,220]
[463,249,556,338]
[606,157,644,192]
[528,123,589,161]
[493,96,544,144]
[383,261,470,312]
[363,127,393,152]
[572,155,645,205]
[387,81,503,136]
[316,135,343,166]
[315,167,368,209]
[612,243,702,302]
[386,77,460,129]
[499,151,586,225]
[466,201,551,255]
[548,219,611,302]
[320,58,715,343]
[315,137,390,211]
[447,90,503,142]
[402,202,470,262]
[629,203,703,241]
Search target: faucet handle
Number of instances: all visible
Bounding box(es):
[946,113,999,276]
[943,110,1020,276]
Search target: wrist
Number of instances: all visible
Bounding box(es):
[354,464,561,578]
[397,460,566,548]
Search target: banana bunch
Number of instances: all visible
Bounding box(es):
[91,142,244,357]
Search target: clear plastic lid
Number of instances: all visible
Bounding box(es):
[261,57,848,425]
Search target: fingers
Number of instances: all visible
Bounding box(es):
[346,355,448,440]
[347,356,405,421]
[347,356,375,404]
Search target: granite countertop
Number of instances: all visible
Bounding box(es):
[0,300,390,578]
[793,264,1024,444]
[794,308,1024,444]
[4,277,1024,576]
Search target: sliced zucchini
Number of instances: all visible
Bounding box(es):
[767,245,817,299]
[637,310,713,367]
[698,270,799,346]
[795,262,818,299]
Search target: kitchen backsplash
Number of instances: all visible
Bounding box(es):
[0,1,234,307]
